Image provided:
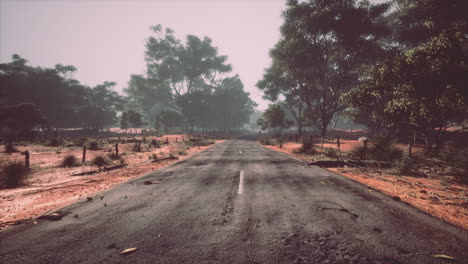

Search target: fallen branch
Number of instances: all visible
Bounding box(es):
[71,164,126,176]
[151,156,179,163]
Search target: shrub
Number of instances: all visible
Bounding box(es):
[351,137,402,162]
[394,156,415,175]
[48,138,61,147]
[4,143,19,153]
[1,161,29,188]
[149,139,161,148]
[91,155,108,167]
[350,145,368,160]
[370,137,403,161]
[296,141,316,155]
[61,155,79,167]
[86,140,100,150]
[259,137,274,145]
[107,152,119,160]
[324,148,339,159]
[178,150,188,156]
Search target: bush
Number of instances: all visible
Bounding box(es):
[324,148,339,159]
[91,155,108,167]
[61,155,79,167]
[351,145,368,160]
[86,140,100,150]
[296,141,316,155]
[4,143,19,153]
[107,152,119,160]
[370,137,403,161]
[48,138,61,147]
[149,139,161,148]
[394,155,415,175]
[1,161,29,188]
[351,137,402,162]
[259,137,274,145]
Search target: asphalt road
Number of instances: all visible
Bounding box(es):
[1,138,467,264]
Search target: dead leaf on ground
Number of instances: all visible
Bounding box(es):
[120,248,138,255]
[432,254,455,260]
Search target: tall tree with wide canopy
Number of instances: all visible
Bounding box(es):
[258,0,390,137]
[346,0,468,150]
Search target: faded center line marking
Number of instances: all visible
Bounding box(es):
[238,170,244,195]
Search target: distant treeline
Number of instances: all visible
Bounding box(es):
[0,26,256,136]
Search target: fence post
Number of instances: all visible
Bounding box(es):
[408,143,412,158]
[138,141,141,152]
[82,146,86,163]
[22,150,30,170]
[115,143,119,158]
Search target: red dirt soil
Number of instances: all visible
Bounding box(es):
[0,135,222,230]
[264,141,468,230]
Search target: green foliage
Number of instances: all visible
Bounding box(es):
[61,155,79,167]
[1,161,29,188]
[125,25,256,131]
[0,55,122,129]
[324,148,339,159]
[120,109,144,130]
[259,137,275,146]
[370,138,403,162]
[351,138,403,162]
[394,156,415,175]
[257,0,390,137]
[296,141,316,155]
[258,104,289,131]
[91,155,108,168]
[345,0,468,147]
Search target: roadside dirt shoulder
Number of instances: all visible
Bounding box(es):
[0,139,223,230]
[263,143,468,230]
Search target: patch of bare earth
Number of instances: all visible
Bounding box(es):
[264,141,468,230]
[0,135,222,230]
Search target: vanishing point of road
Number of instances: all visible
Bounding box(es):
[1,137,467,264]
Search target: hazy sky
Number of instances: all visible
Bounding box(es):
[0,0,387,110]
[1,0,287,110]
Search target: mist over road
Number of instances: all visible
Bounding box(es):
[1,138,467,264]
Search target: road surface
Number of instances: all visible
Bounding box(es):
[1,138,467,264]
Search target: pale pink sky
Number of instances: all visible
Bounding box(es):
[0,0,387,110]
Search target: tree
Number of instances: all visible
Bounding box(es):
[346,0,468,150]
[257,104,289,133]
[159,110,185,131]
[120,110,144,131]
[145,25,231,98]
[258,0,390,137]
[127,26,256,132]
[0,54,89,127]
